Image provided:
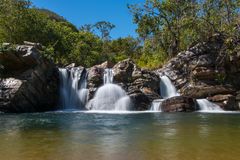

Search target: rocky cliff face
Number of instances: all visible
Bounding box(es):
[155,35,240,111]
[0,43,58,113]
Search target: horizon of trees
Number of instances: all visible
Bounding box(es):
[0,0,239,69]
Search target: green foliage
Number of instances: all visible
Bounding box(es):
[0,0,239,70]
[129,0,240,58]
[135,39,168,69]
[94,21,115,41]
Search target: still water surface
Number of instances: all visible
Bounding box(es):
[0,112,240,160]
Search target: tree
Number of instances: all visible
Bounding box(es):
[94,21,115,41]
[0,0,31,43]
[128,0,199,56]
[79,24,94,33]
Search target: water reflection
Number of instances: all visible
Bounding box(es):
[0,113,240,160]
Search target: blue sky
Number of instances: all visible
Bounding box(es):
[31,0,145,39]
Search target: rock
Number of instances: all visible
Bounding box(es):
[182,85,235,99]
[0,43,58,113]
[23,41,43,50]
[98,61,114,69]
[0,45,41,76]
[65,63,76,68]
[155,34,225,94]
[236,91,240,109]
[161,96,197,112]
[191,67,217,80]
[207,94,237,110]
[129,92,151,111]
[113,59,136,83]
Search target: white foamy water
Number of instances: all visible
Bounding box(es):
[87,69,132,111]
[59,68,89,109]
[196,99,224,112]
[160,75,179,98]
[104,68,113,84]
[150,99,164,111]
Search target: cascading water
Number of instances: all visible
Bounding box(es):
[196,99,223,112]
[59,67,88,109]
[86,69,131,111]
[150,75,179,111]
[104,68,113,84]
[160,75,179,99]
[150,74,226,112]
[150,99,164,111]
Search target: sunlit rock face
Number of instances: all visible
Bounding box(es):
[112,59,160,110]
[155,34,240,111]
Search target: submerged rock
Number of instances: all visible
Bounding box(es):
[0,43,58,113]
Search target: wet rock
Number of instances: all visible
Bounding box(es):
[161,96,197,112]
[207,94,237,110]
[129,92,151,111]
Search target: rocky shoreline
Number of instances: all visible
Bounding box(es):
[1,35,240,113]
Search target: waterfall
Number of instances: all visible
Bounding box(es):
[150,99,164,111]
[196,99,223,112]
[149,75,179,111]
[59,67,88,109]
[104,68,113,84]
[86,69,131,111]
[160,75,179,98]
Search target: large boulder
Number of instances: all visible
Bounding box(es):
[207,94,237,110]
[161,96,197,112]
[0,43,58,113]
[113,59,160,110]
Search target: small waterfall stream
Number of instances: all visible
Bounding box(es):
[160,75,179,99]
[150,99,164,111]
[150,75,180,111]
[87,68,131,111]
[104,68,113,84]
[59,68,88,110]
[196,99,223,112]
[151,75,223,112]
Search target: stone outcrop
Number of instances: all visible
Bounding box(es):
[0,43,58,113]
[182,85,235,98]
[161,96,197,112]
[155,34,240,111]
